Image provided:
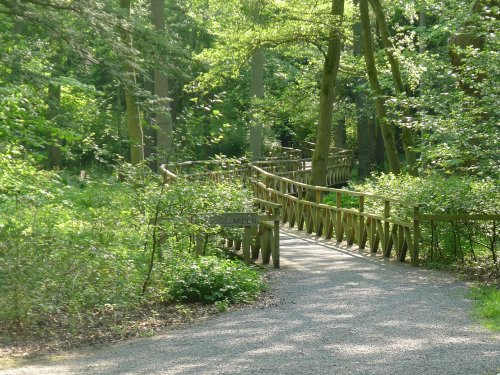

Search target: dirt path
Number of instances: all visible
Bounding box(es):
[1,230,498,375]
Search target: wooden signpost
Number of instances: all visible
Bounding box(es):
[211,213,260,227]
[209,212,279,268]
[153,209,280,268]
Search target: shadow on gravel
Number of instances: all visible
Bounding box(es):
[2,234,499,375]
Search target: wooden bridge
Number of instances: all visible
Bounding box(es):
[161,146,499,269]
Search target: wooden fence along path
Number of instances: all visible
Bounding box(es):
[250,165,421,265]
[159,164,282,268]
[161,146,499,267]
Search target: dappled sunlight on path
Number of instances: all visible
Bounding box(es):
[1,230,498,375]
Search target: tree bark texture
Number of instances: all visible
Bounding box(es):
[333,115,346,149]
[368,0,418,175]
[120,0,144,165]
[250,47,264,160]
[359,0,401,174]
[352,0,375,177]
[310,0,344,187]
[151,0,174,168]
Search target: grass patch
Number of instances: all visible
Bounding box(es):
[470,286,500,332]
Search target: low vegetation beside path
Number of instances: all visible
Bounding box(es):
[0,150,265,356]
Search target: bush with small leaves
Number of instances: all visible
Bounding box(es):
[165,256,264,304]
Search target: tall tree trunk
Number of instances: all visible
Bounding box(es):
[142,70,157,169]
[119,0,144,165]
[359,0,401,174]
[250,47,264,160]
[114,89,124,157]
[368,0,418,175]
[353,0,374,178]
[374,117,385,168]
[333,115,346,149]
[46,50,63,168]
[310,0,345,187]
[151,0,174,168]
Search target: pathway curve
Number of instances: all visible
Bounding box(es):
[2,230,499,375]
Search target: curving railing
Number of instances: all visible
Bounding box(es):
[250,165,421,265]
[160,149,498,267]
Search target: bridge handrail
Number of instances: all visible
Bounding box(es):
[250,165,415,206]
[157,164,280,267]
[250,176,421,264]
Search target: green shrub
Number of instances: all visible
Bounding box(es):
[0,152,259,334]
[323,191,359,209]
[0,157,148,327]
[165,256,264,304]
[351,173,498,218]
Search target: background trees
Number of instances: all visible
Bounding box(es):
[1,0,497,177]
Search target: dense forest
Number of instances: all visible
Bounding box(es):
[0,0,498,350]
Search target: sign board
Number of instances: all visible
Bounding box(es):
[210,212,259,227]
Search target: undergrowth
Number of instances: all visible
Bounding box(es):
[0,148,264,346]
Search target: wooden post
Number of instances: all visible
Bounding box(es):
[261,226,271,264]
[412,205,420,265]
[251,226,260,259]
[272,207,280,268]
[383,200,390,257]
[243,226,252,262]
[297,184,303,200]
[336,191,342,242]
[359,195,366,249]
[315,189,322,235]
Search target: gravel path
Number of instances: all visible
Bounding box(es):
[2,230,499,375]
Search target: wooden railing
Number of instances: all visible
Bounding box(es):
[161,153,498,267]
[250,165,421,265]
[158,164,281,268]
[165,152,352,187]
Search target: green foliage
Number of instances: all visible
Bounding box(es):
[0,151,260,336]
[470,286,500,332]
[165,256,263,304]
[352,173,499,264]
[322,191,359,209]
[0,151,147,328]
[352,173,498,219]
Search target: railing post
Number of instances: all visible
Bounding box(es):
[359,195,365,249]
[315,189,322,235]
[383,200,390,257]
[272,206,280,268]
[243,225,252,263]
[412,205,420,265]
[336,191,342,242]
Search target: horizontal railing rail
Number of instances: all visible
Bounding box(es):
[250,165,421,264]
[161,152,498,267]
[157,164,280,267]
